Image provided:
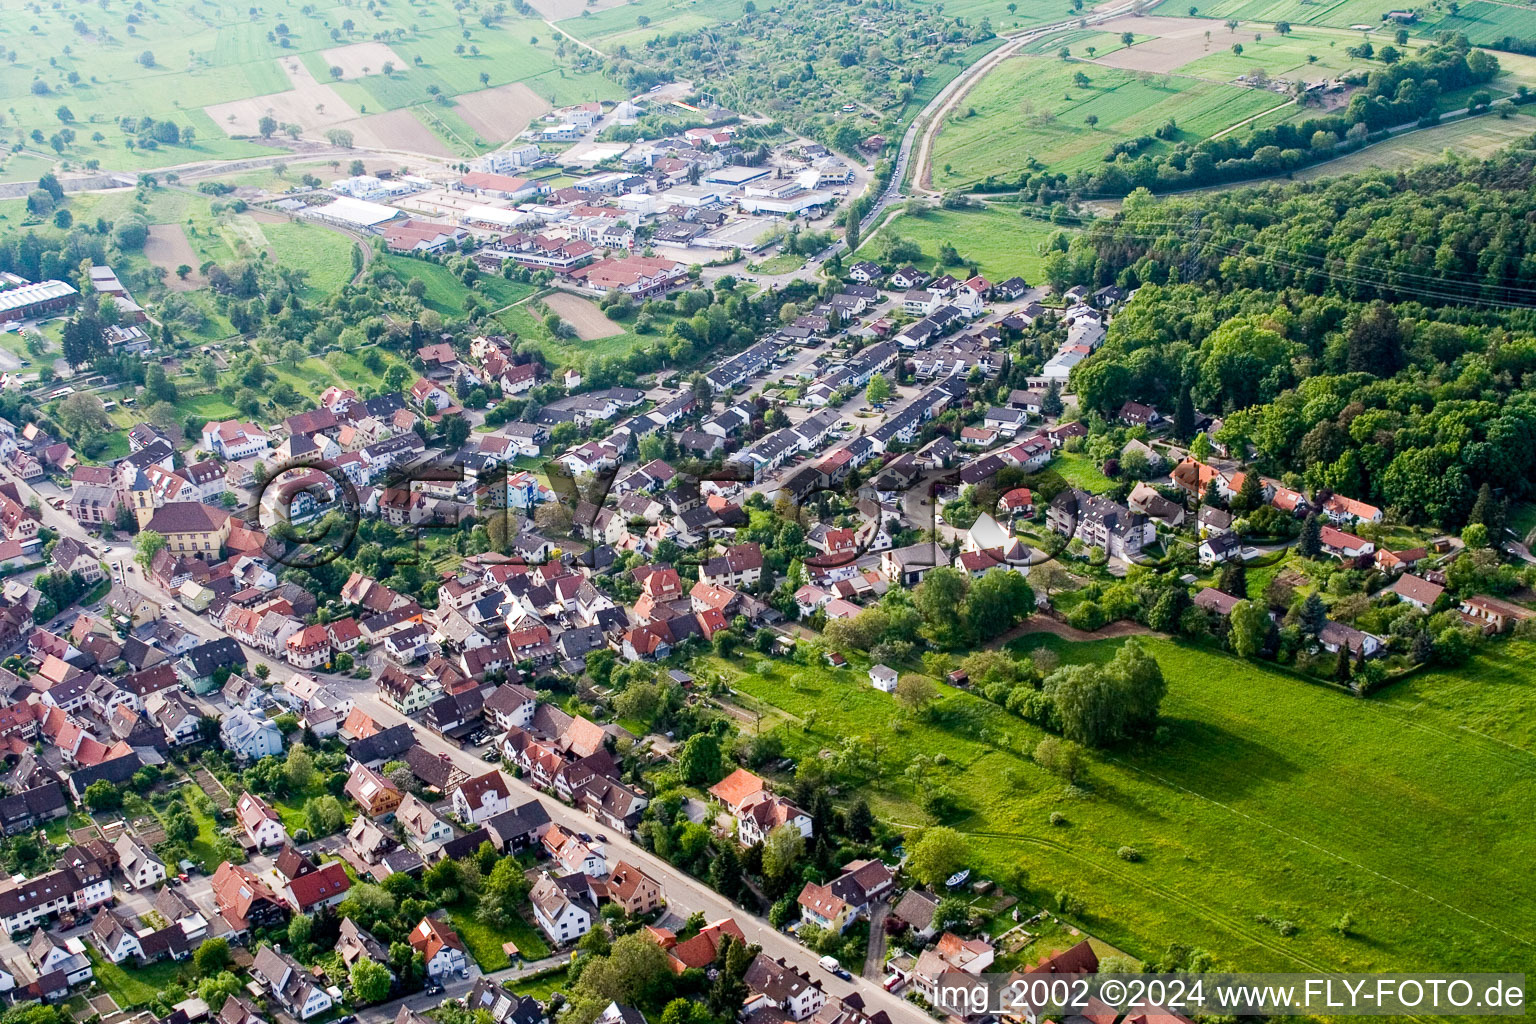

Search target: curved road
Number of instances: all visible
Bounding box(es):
[0,464,938,1024]
[813,0,1159,267]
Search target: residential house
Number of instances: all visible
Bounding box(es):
[890,889,941,941]
[1460,594,1535,634]
[0,783,66,837]
[1390,574,1444,612]
[0,864,109,934]
[113,835,166,890]
[1047,489,1154,560]
[529,874,594,946]
[743,955,827,1022]
[464,982,544,1024]
[598,861,664,916]
[912,933,995,1003]
[1319,526,1374,561]
[210,863,287,934]
[657,918,745,973]
[1318,620,1382,659]
[397,793,455,852]
[51,538,102,585]
[220,709,283,761]
[710,769,811,846]
[453,770,512,824]
[483,800,552,854]
[1323,494,1383,525]
[1198,533,1240,566]
[345,764,403,819]
[337,918,393,977]
[252,946,332,1020]
[281,860,351,914]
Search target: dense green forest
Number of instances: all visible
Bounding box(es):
[1060,142,1536,528]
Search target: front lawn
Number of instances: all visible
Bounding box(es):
[89,949,189,1008]
[184,795,234,872]
[1049,451,1114,493]
[446,901,552,970]
[509,966,569,1000]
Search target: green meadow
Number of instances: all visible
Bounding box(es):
[696,634,1536,976]
[0,0,618,178]
[930,57,1280,187]
[376,254,537,316]
[859,203,1073,282]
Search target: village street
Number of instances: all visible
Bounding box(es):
[0,464,935,1024]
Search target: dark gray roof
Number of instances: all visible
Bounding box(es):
[483,799,551,845]
[348,723,415,764]
[181,637,245,677]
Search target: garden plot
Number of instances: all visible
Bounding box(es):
[334,108,458,157]
[205,57,360,138]
[320,41,408,79]
[144,225,207,291]
[454,83,553,142]
[543,291,623,339]
[1091,15,1250,73]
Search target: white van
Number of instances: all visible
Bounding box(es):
[819,956,841,974]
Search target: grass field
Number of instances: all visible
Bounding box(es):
[0,0,619,177]
[931,57,1281,187]
[447,900,552,970]
[933,13,1536,190]
[88,949,188,1008]
[698,633,1536,975]
[495,301,661,370]
[1022,31,1156,58]
[752,253,807,274]
[1291,108,1536,179]
[261,219,359,297]
[1177,26,1397,80]
[1176,0,1426,30]
[510,967,569,999]
[1421,0,1536,44]
[377,255,537,316]
[1048,450,1115,492]
[859,204,1075,282]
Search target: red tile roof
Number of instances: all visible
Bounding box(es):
[285,860,351,910]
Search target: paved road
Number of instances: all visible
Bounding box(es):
[357,954,569,1024]
[0,468,931,1024]
[807,0,1156,272]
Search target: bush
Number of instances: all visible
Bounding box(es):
[1116,845,1141,862]
[1049,811,1067,826]
[768,895,796,928]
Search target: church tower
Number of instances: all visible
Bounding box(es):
[128,471,156,530]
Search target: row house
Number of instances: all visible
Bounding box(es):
[699,541,764,589]
[285,624,332,669]
[0,863,112,934]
